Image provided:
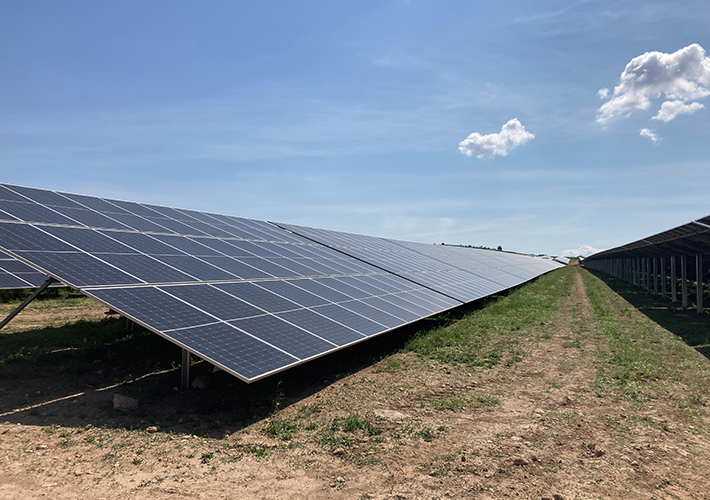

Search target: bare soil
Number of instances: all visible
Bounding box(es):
[1,269,709,499]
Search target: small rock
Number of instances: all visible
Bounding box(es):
[631,460,639,466]
[513,458,528,466]
[332,448,345,456]
[178,418,185,424]
[113,393,138,412]
[335,476,345,483]
[84,424,92,431]
[553,495,565,500]
[192,376,210,390]
[594,449,605,457]
[146,426,159,433]
[38,445,47,450]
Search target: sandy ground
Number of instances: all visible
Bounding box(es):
[1,269,709,499]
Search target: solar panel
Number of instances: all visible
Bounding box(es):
[0,183,561,382]
[0,254,59,289]
[277,222,562,303]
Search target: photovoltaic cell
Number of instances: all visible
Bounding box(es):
[229,315,334,359]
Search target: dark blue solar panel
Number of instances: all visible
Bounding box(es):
[0,258,40,273]
[312,303,387,336]
[48,207,133,230]
[315,277,370,299]
[242,257,298,278]
[3,185,84,208]
[144,216,207,236]
[288,279,353,303]
[199,256,272,280]
[160,284,264,320]
[152,255,237,281]
[105,212,177,233]
[0,185,34,203]
[0,222,75,252]
[230,315,335,359]
[0,273,32,288]
[277,308,364,345]
[338,299,407,329]
[150,234,221,256]
[254,280,329,307]
[266,258,321,277]
[362,296,419,322]
[215,282,301,313]
[89,286,215,331]
[98,254,196,283]
[41,226,138,254]
[0,200,78,225]
[15,251,141,287]
[61,193,133,214]
[100,231,183,255]
[167,323,297,380]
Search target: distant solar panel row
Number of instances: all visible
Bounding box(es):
[0,183,561,382]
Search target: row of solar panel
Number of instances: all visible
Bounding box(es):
[278,222,557,302]
[0,182,561,382]
[87,274,460,379]
[0,221,387,288]
[0,183,305,243]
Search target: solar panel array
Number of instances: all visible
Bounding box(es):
[0,183,561,382]
[277,223,558,302]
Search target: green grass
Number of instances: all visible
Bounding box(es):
[581,269,710,404]
[404,267,575,368]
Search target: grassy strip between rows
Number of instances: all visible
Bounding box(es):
[404,266,576,368]
[580,269,710,413]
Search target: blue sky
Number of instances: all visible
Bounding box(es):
[1,1,709,256]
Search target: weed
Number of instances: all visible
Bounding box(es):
[200,452,214,464]
[263,419,297,441]
[341,414,381,435]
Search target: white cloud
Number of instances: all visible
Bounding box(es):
[652,99,704,122]
[639,128,660,144]
[562,245,602,257]
[597,43,710,124]
[597,87,609,99]
[458,118,535,159]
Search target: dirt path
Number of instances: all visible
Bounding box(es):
[1,268,709,499]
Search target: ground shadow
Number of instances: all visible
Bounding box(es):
[587,269,710,359]
[0,287,517,438]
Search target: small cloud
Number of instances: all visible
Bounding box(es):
[596,43,710,124]
[458,118,535,159]
[597,88,609,99]
[562,245,602,258]
[639,128,660,144]
[652,100,704,122]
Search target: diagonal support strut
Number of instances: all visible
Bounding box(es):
[0,277,58,330]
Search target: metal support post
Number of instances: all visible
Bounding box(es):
[181,349,191,389]
[661,256,667,298]
[697,253,703,315]
[682,255,688,309]
[671,255,677,303]
[126,318,135,333]
[653,257,658,295]
[645,258,651,293]
[0,277,57,330]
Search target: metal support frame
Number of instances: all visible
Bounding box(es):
[660,256,666,298]
[671,255,677,303]
[126,318,135,333]
[181,349,191,389]
[682,255,688,309]
[653,257,658,295]
[0,277,57,330]
[697,253,703,315]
